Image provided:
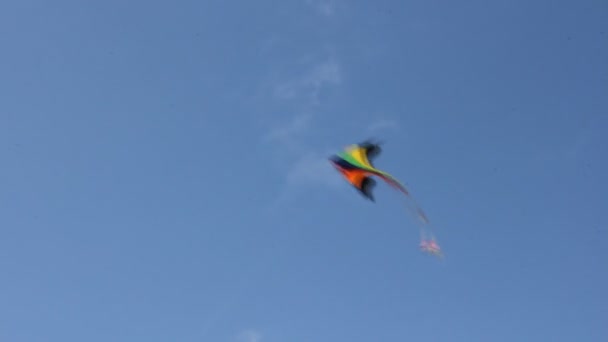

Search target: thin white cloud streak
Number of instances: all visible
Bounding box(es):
[286,151,343,188]
[237,330,262,342]
[261,55,345,208]
[273,59,341,105]
[263,146,349,212]
[263,115,342,191]
[306,0,336,16]
[264,113,311,145]
[368,119,400,133]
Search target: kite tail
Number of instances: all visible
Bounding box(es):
[366,167,442,253]
[389,175,442,256]
[386,173,432,229]
[375,171,431,227]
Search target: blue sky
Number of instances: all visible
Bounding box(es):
[1,0,607,341]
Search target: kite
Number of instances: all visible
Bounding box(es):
[329,140,442,257]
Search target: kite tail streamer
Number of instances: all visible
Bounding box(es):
[398,187,443,257]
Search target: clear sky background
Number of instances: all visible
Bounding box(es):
[1,1,607,341]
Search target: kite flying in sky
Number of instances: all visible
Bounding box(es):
[329,140,442,257]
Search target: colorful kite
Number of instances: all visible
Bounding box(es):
[329,140,442,257]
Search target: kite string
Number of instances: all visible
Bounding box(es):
[389,176,441,251]
[401,194,437,243]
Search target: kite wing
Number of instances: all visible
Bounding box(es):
[329,159,377,201]
[343,140,381,170]
[358,140,382,167]
[360,177,376,201]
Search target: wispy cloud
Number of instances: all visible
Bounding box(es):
[368,118,400,133]
[264,113,311,147]
[286,151,343,188]
[260,54,345,208]
[237,330,262,342]
[267,148,346,211]
[306,0,337,16]
[273,58,341,105]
